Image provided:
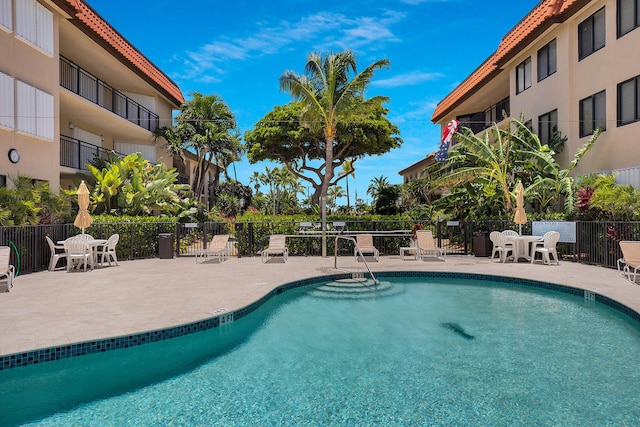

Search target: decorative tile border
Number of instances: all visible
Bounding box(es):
[1,271,638,371]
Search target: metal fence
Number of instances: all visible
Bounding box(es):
[0,220,635,276]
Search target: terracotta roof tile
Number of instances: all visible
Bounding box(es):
[431,0,584,123]
[57,0,184,106]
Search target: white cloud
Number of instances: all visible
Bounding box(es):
[372,71,444,88]
[388,99,439,123]
[175,10,404,83]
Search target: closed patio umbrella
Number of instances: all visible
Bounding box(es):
[74,180,93,233]
[514,181,527,235]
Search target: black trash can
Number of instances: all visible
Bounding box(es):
[473,232,491,257]
[158,233,174,259]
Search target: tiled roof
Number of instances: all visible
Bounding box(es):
[431,0,586,123]
[56,0,184,106]
[398,153,436,176]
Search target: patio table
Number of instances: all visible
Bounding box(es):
[505,235,543,261]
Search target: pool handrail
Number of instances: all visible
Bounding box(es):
[333,235,378,285]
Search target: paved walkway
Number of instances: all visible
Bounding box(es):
[1,254,639,356]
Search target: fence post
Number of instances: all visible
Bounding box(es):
[175,223,180,258]
[248,222,254,257]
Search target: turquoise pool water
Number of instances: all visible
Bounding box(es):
[3,276,640,426]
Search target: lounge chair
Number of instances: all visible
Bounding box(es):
[64,237,92,272]
[618,241,640,283]
[197,234,230,264]
[262,234,288,263]
[489,231,515,263]
[0,246,15,291]
[530,231,560,265]
[98,234,120,267]
[415,230,445,261]
[45,235,65,271]
[355,234,379,262]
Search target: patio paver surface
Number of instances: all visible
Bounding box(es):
[1,255,639,356]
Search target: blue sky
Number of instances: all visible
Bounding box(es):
[89,0,539,204]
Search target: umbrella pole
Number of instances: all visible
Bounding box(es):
[519,224,522,235]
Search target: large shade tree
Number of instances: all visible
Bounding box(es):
[154,92,242,198]
[265,50,400,255]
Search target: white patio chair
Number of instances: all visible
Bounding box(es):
[98,234,120,267]
[501,230,519,237]
[0,246,15,291]
[530,231,560,265]
[45,235,66,271]
[262,235,288,263]
[64,237,93,272]
[75,234,94,241]
[355,234,379,262]
[490,231,514,263]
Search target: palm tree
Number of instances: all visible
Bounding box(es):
[327,185,346,214]
[154,93,241,198]
[367,175,390,208]
[249,171,262,195]
[339,158,356,210]
[279,50,390,256]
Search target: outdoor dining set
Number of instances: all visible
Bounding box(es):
[46,233,119,272]
[489,230,560,265]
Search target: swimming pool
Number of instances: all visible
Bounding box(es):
[2,273,640,426]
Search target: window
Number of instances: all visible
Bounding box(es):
[538,109,558,146]
[15,0,53,55]
[16,80,54,140]
[580,90,606,136]
[579,7,606,60]
[618,75,640,126]
[0,71,14,129]
[516,57,532,94]
[537,39,557,81]
[0,0,11,31]
[618,0,640,37]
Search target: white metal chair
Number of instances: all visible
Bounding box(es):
[355,234,379,262]
[45,235,66,271]
[196,234,229,264]
[530,231,560,265]
[98,234,120,267]
[262,235,288,263]
[0,246,15,291]
[490,231,515,263]
[64,237,93,272]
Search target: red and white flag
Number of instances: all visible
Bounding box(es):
[435,119,459,162]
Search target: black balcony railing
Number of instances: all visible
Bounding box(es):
[60,56,159,132]
[60,135,125,171]
[459,97,510,134]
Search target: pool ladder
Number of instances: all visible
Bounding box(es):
[333,235,379,285]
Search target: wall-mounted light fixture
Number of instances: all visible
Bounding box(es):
[69,122,74,129]
[100,135,104,142]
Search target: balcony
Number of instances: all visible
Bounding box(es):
[60,135,125,171]
[60,56,159,132]
[459,97,510,134]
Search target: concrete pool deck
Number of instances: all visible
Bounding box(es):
[1,254,640,357]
